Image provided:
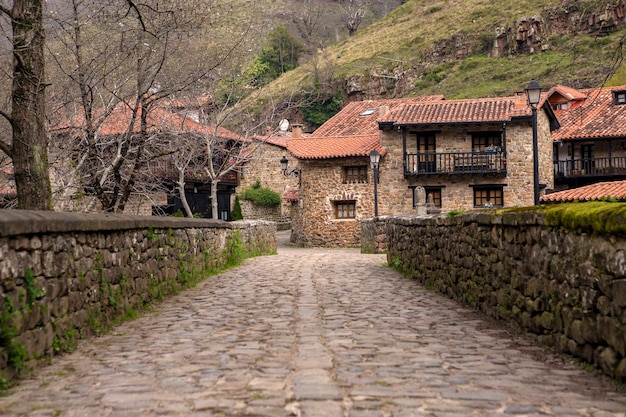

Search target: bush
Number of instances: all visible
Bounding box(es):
[243,182,281,206]
[231,196,243,220]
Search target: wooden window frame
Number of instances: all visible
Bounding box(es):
[471,132,502,152]
[334,200,356,219]
[343,166,368,184]
[472,185,504,208]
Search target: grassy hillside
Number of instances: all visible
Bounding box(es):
[238,0,626,127]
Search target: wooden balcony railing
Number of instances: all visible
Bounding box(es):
[555,157,626,179]
[405,151,507,176]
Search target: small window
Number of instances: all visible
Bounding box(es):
[410,186,443,208]
[425,187,442,208]
[614,91,626,105]
[344,166,368,183]
[551,102,569,111]
[360,109,377,116]
[334,200,356,219]
[472,132,502,152]
[473,186,503,208]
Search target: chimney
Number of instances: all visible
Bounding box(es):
[265,126,272,136]
[291,123,303,139]
[379,105,390,115]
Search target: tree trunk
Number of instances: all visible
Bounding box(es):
[12,0,52,210]
[211,178,219,219]
[177,170,193,217]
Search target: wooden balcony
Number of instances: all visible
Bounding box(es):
[555,157,626,179]
[404,151,507,176]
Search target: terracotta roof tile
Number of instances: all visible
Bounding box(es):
[0,188,16,198]
[379,95,533,125]
[547,85,588,101]
[542,180,626,203]
[553,85,626,141]
[56,101,244,142]
[287,96,443,159]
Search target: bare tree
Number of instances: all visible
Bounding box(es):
[292,0,324,50]
[342,0,367,36]
[46,0,246,213]
[0,0,52,210]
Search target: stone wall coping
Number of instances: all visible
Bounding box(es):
[376,210,548,227]
[0,210,274,237]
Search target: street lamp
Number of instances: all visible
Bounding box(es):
[525,78,542,206]
[369,149,380,217]
[280,155,300,177]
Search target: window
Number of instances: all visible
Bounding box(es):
[472,132,502,152]
[472,185,504,208]
[410,186,443,208]
[425,187,442,208]
[344,166,368,183]
[417,133,436,172]
[334,201,356,219]
[551,102,569,111]
[614,91,626,105]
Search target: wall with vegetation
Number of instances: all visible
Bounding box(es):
[0,210,276,382]
[384,203,626,382]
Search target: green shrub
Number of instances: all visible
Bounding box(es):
[243,182,281,206]
[231,196,244,220]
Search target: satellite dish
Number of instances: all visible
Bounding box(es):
[279,119,290,131]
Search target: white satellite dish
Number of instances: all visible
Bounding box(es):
[279,119,290,131]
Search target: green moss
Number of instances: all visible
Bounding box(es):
[545,201,626,236]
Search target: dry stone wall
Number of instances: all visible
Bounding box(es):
[0,210,276,379]
[382,211,626,381]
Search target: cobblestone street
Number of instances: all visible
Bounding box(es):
[0,232,625,416]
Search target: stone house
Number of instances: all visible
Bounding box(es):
[285,93,558,247]
[239,124,302,223]
[549,84,626,191]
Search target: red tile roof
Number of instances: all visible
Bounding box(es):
[547,85,587,102]
[379,95,534,125]
[287,97,443,159]
[288,135,383,160]
[542,180,626,203]
[552,85,626,142]
[56,101,244,142]
[0,188,16,198]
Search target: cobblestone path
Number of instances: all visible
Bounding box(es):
[1,237,625,417]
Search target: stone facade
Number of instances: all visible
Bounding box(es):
[293,157,375,247]
[379,113,554,213]
[292,109,553,247]
[0,210,276,379]
[383,211,626,381]
[240,140,298,219]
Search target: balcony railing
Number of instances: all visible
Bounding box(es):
[555,157,626,179]
[405,151,507,176]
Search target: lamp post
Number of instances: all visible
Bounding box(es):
[369,149,380,217]
[280,156,300,177]
[525,78,542,206]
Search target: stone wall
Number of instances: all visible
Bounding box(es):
[383,211,626,381]
[0,210,276,379]
[239,200,291,228]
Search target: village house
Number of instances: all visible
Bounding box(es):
[239,122,302,223]
[283,91,559,247]
[50,100,245,218]
[548,84,626,191]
